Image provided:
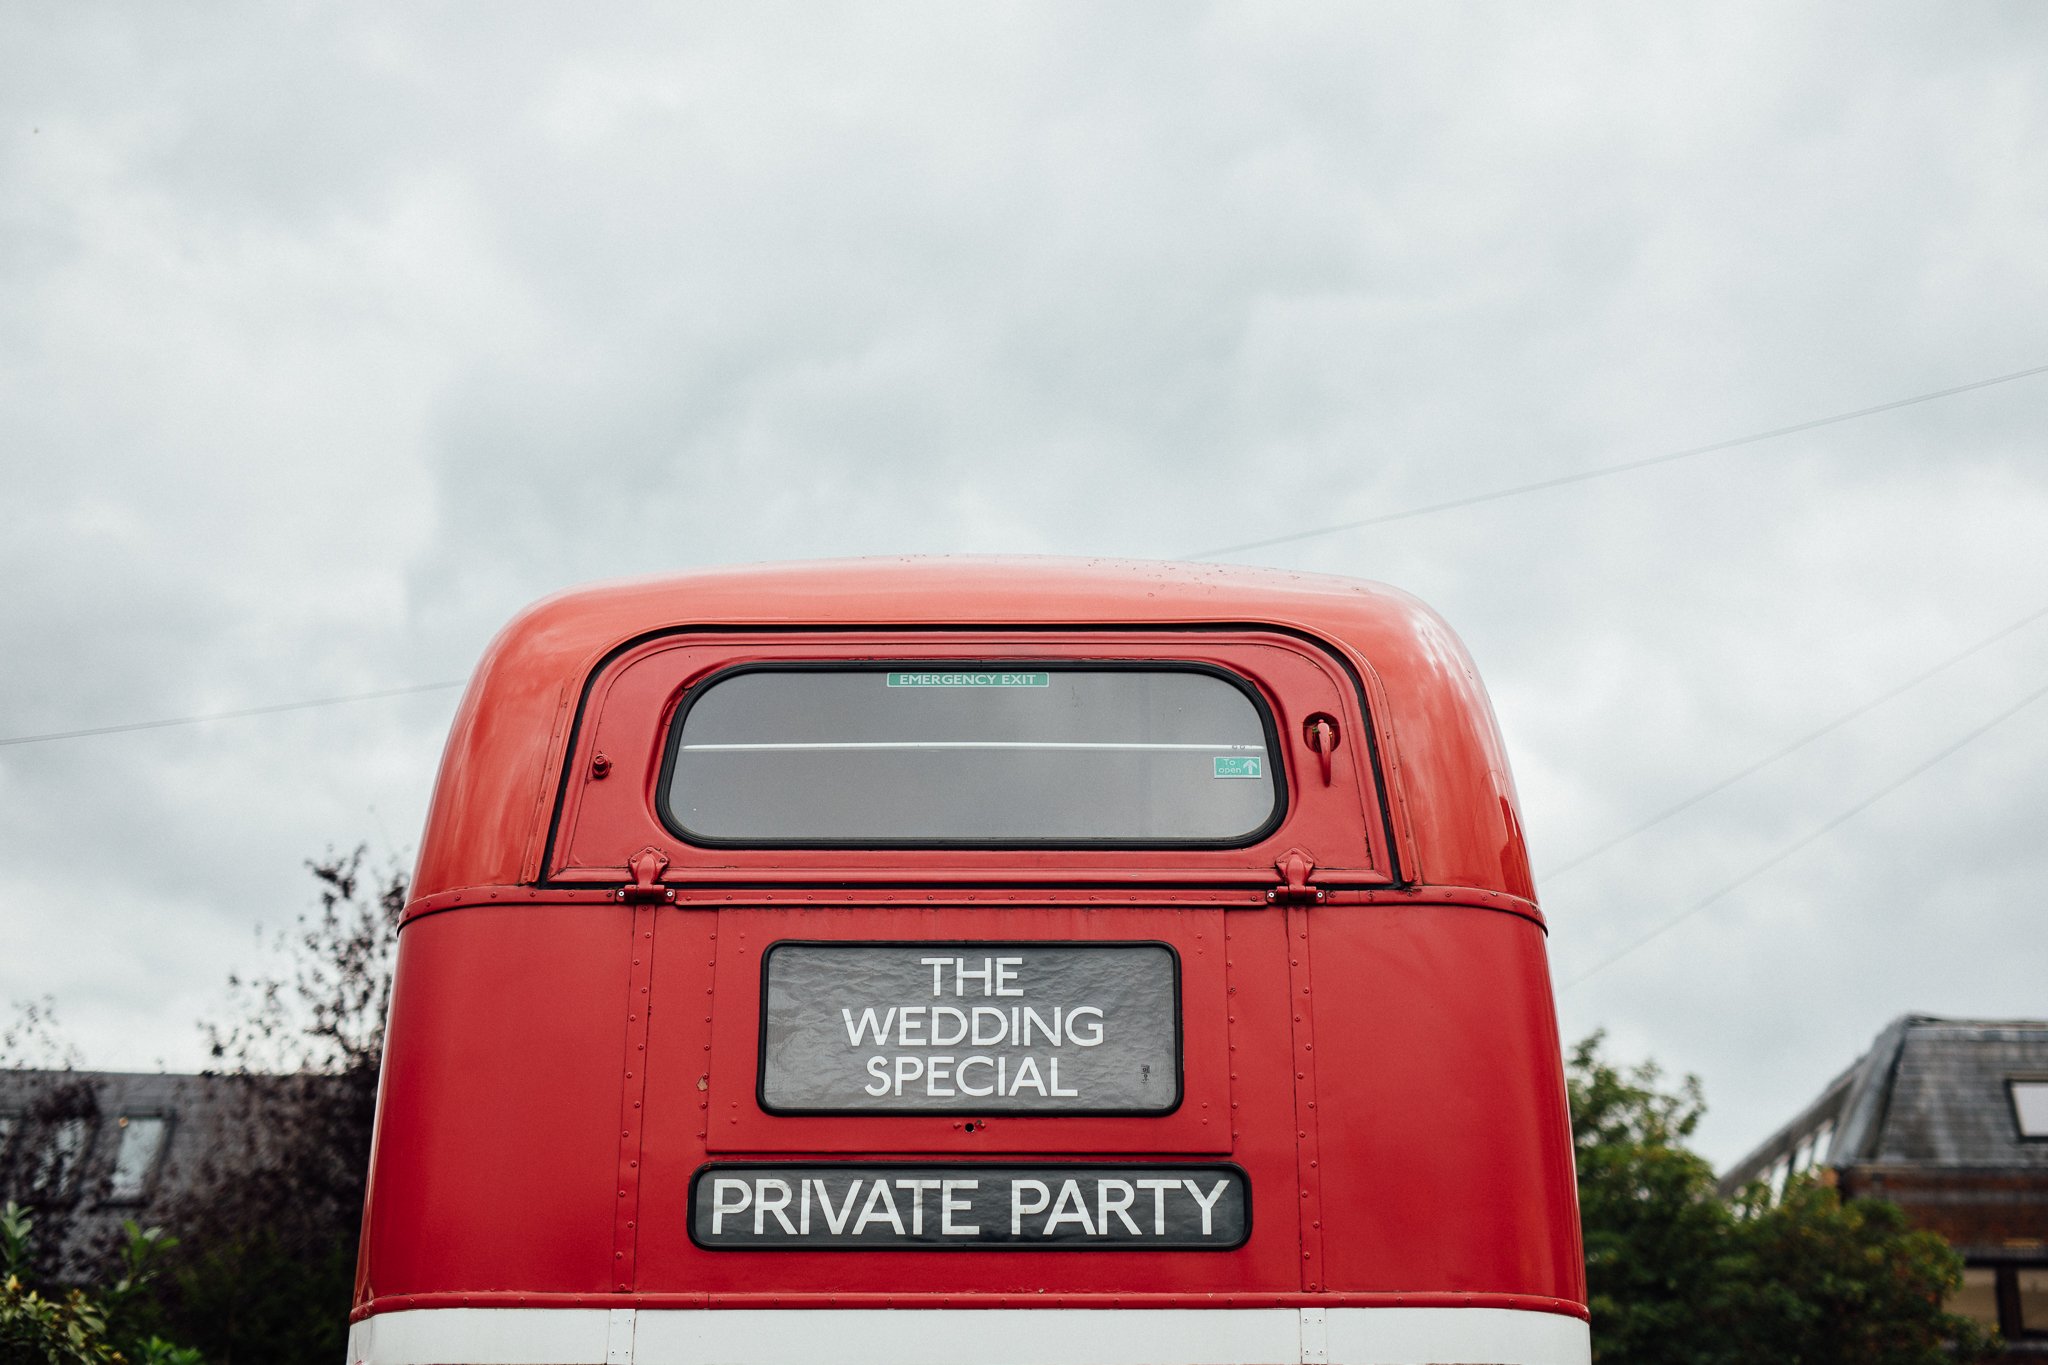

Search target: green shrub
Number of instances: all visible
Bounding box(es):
[0,1202,202,1365]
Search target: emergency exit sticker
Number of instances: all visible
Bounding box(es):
[1213,756,1263,778]
[885,671,1051,687]
[690,1163,1249,1250]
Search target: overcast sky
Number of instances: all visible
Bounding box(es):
[3,3,2044,1168]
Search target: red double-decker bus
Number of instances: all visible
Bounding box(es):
[350,558,1586,1365]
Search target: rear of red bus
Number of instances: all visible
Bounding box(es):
[350,559,1586,1365]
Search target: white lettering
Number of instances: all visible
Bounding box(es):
[1049,1056,1077,1097]
[1137,1178,1179,1235]
[854,1179,905,1236]
[863,1056,889,1096]
[971,1006,1008,1046]
[1009,1056,1046,1096]
[814,1179,861,1235]
[1022,1006,1059,1047]
[956,958,994,996]
[931,1006,969,1047]
[926,1055,956,1096]
[755,1178,796,1235]
[1183,1177,1229,1236]
[843,1007,896,1047]
[920,957,950,996]
[893,1055,924,1095]
[942,1180,979,1236]
[957,1055,996,1097]
[1066,1005,1105,1047]
[714,1171,1228,1244]
[711,1178,751,1234]
[1097,1179,1140,1236]
[1011,1179,1050,1235]
[1044,1179,1097,1236]
[897,1006,927,1046]
[894,1179,941,1235]
[995,957,1024,996]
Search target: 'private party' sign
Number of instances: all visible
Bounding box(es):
[691,1164,1248,1249]
[758,942,1180,1114]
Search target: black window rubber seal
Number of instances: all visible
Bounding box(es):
[653,657,1287,851]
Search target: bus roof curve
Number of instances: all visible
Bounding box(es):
[411,557,1531,904]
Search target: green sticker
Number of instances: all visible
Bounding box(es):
[886,671,1050,688]
[1213,756,1264,779]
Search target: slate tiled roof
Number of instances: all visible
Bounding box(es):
[1719,1014,2048,1196]
[1866,1020,2048,1166]
[0,1069,249,1272]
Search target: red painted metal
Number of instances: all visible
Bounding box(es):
[547,628,1385,890]
[611,902,659,1289]
[356,558,1584,1328]
[617,847,674,904]
[1269,850,1321,906]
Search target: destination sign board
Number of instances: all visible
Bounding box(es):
[691,1163,1248,1250]
[759,942,1180,1114]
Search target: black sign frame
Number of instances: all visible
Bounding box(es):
[755,939,1186,1118]
[688,1161,1252,1252]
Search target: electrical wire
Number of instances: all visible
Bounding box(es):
[0,681,466,748]
[1183,361,2048,561]
[1541,599,2048,880]
[1557,675,2048,991]
[9,364,2046,750]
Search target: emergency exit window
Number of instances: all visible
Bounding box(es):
[663,665,1282,845]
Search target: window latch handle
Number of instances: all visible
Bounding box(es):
[1303,714,1340,786]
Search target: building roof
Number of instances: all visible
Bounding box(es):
[1,1069,261,1273]
[1719,1014,2048,1196]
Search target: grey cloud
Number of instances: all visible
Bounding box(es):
[3,1,2046,1164]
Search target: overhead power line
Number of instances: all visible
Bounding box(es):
[1557,674,2048,991]
[10,363,2045,750]
[1541,599,2048,880]
[0,681,466,748]
[1185,361,2048,561]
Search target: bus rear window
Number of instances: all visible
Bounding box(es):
[661,666,1281,845]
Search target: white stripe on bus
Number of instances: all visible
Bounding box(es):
[346,1305,1590,1365]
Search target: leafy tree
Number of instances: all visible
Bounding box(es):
[1569,1036,1731,1360]
[1717,1179,2001,1364]
[148,848,405,1365]
[4,852,401,1364]
[1568,1032,2001,1364]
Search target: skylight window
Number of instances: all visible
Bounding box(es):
[30,1117,90,1196]
[108,1115,168,1201]
[2012,1080,2048,1139]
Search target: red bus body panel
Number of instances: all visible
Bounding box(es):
[358,558,1583,1327]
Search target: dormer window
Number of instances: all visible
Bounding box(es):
[107,1114,169,1202]
[2011,1079,2048,1139]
